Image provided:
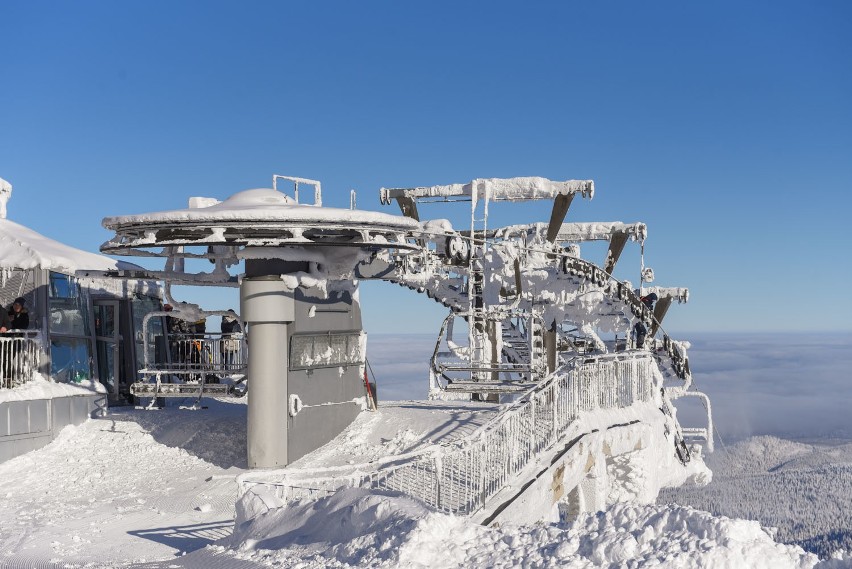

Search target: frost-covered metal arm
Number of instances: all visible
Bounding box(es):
[380,177,594,203]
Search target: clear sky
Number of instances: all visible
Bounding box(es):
[1,1,850,334]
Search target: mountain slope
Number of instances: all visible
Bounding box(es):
[659,435,852,559]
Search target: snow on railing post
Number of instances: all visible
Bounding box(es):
[529,392,537,454]
[634,360,640,404]
[551,382,558,443]
[479,433,487,509]
[434,455,443,511]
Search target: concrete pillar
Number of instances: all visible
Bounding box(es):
[544,323,558,375]
[487,320,500,382]
[240,277,294,469]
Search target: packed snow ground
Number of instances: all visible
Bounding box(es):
[1,398,851,568]
[0,399,247,568]
[289,399,498,469]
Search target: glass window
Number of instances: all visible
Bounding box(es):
[49,272,79,299]
[50,337,92,383]
[94,304,116,338]
[290,332,363,370]
[48,272,91,337]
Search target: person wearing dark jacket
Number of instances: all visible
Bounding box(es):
[220,311,241,370]
[164,304,190,367]
[8,297,29,330]
[3,297,29,383]
[633,292,658,349]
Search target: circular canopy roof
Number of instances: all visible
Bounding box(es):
[101,188,420,256]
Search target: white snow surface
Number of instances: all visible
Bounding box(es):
[0,398,849,568]
[226,488,848,569]
[0,373,105,403]
[0,217,122,272]
[0,177,11,219]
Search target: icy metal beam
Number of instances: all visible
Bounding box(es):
[642,286,689,304]
[380,177,594,204]
[646,287,689,337]
[555,222,647,243]
[604,233,629,275]
[395,196,420,221]
[545,193,574,244]
[485,221,646,244]
[76,269,240,287]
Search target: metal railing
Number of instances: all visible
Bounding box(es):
[0,331,41,389]
[145,332,247,377]
[239,353,659,516]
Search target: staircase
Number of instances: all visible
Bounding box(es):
[238,353,667,521]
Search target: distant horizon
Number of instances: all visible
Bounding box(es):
[367,330,852,336]
[368,332,852,440]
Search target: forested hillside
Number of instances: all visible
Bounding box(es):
[659,435,852,559]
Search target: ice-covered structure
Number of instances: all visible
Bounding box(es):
[100,173,713,525]
[100,177,419,467]
[0,178,164,462]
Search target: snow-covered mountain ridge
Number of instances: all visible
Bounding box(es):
[659,435,852,559]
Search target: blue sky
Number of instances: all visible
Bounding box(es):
[1,1,850,334]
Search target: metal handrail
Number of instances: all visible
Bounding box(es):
[238,352,659,516]
[141,332,247,375]
[0,331,41,389]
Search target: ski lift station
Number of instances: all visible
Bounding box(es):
[0,177,164,461]
[0,173,714,525]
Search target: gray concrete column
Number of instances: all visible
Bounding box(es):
[544,323,558,375]
[240,277,294,469]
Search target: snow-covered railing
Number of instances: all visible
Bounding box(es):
[0,331,41,389]
[142,332,246,377]
[238,353,658,516]
[132,332,247,403]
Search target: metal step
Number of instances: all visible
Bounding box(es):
[444,381,536,394]
[130,382,238,398]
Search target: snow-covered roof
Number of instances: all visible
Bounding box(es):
[101,188,421,256]
[0,218,123,273]
[102,188,419,231]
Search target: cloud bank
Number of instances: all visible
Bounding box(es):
[367,332,852,441]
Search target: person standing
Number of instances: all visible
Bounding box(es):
[633,292,657,349]
[164,304,190,368]
[3,297,29,384]
[8,297,29,330]
[220,310,241,371]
